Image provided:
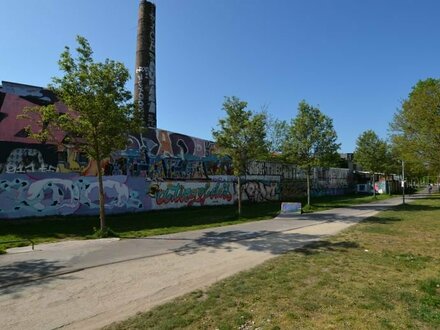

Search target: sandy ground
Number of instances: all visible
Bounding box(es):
[0,196,411,329]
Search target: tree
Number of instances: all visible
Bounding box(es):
[282,100,340,207]
[354,130,388,197]
[212,96,268,216]
[20,36,142,233]
[390,78,440,176]
[264,112,289,157]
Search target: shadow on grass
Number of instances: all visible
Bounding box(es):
[295,240,360,255]
[0,259,73,296]
[364,216,403,224]
[389,203,440,212]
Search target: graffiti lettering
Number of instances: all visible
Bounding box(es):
[241,181,279,202]
[154,182,233,207]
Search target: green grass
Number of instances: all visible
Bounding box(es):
[0,193,392,253]
[105,195,440,330]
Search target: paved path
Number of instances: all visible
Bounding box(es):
[0,194,422,329]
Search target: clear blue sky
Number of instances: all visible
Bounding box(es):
[2,0,440,152]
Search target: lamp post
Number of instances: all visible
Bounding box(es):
[402,160,405,205]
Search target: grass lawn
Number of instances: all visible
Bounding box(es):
[105,195,440,330]
[0,193,392,253]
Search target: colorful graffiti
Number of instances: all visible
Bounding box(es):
[115,130,228,180]
[149,181,234,209]
[0,81,225,178]
[0,173,147,219]
[247,160,305,179]
[1,174,265,219]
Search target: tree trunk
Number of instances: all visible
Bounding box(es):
[306,168,311,207]
[372,172,376,198]
[237,175,242,217]
[96,158,106,231]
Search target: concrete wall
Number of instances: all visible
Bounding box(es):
[0,173,283,219]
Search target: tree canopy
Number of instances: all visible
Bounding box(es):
[354,130,388,174]
[390,78,440,175]
[212,96,268,215]
[283,100,340,206]
[264,113,289,157]
[20,35,142,232]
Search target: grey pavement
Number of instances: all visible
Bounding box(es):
[0,192,420,289]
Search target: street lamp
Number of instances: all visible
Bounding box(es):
[401,160,405,205]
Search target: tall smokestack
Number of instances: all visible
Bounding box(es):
[135,0,157,128]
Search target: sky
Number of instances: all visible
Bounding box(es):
[2,0,440,153]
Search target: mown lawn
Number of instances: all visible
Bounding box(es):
[106,195,440,330]
[0,193,392,253]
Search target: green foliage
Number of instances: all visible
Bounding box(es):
[212,96,268,176]
[282,100,340,205]
[91,226,120,239]
[283,100,340,170]
[19,35,142,230]
[390,78,440,175]
[354,130,389,173]
[20,35,142,160]
[264,112,289,155]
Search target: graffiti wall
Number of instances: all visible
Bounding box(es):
[280,168,352,200]
[116,129,227,180]
[247,160,302,179]
[0,172,283,219]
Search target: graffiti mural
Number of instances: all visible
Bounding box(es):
[0,173,147,219]
[241,181,280,202]
[149,181,234,209]
[118,129,228,180]
[0,142,58,174]
[311,168,351,196]
[280,168,352,200]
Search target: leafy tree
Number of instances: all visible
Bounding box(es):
[390,78,440,176]
[264,112,289,157]
[282,100,340,207]
[212,96,268,216]
[354,130,388,197]
[20,36,142,233]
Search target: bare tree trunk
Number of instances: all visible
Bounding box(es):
[372,172,376,198]
[237,175,242,217]
[96,158,106,231]
[306,168,311,207]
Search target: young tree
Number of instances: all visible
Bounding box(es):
[283,100,340,207]
[354,130,388,197]
[264,113,289,157]
[20,36,142,233]
[212,96,268,216]
[390,78,440,175]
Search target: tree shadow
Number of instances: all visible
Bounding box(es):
[0,259,71,296]
[172,230,323,256]
[295,240,360,255]
[363,216,403,224]
[388,203,440,212]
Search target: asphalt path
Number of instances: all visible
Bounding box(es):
[0,192,425,329]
